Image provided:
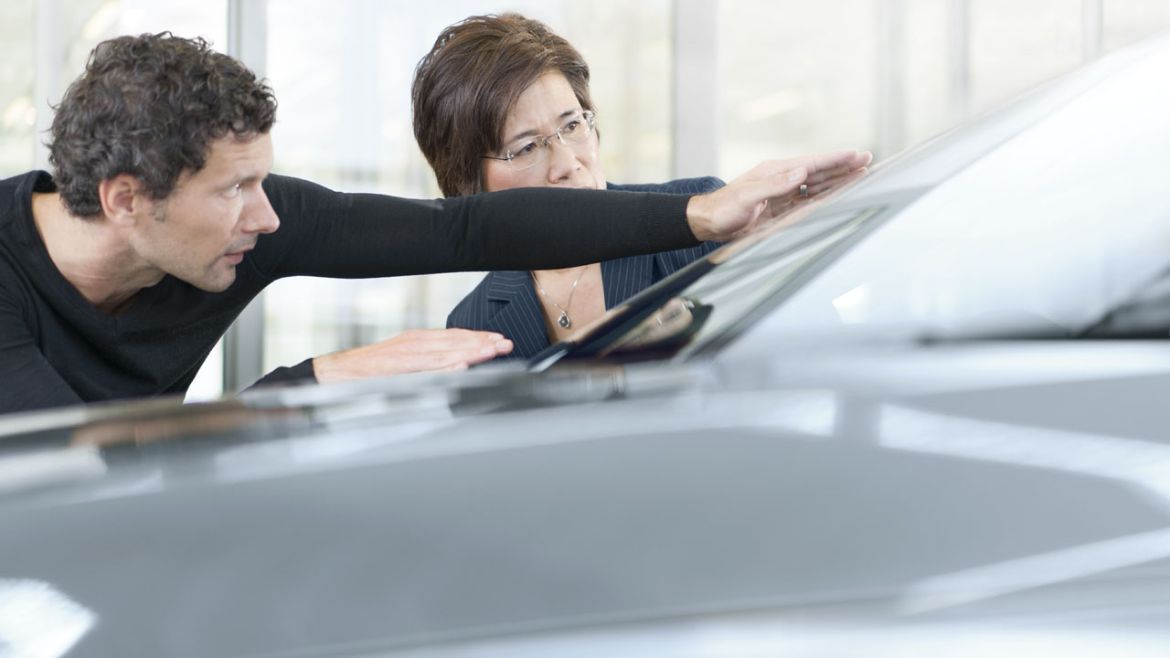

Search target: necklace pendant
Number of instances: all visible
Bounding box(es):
[557,312,572,329]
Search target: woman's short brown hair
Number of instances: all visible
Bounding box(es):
[411,13,594,197]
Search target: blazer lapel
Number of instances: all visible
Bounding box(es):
[483,271,552,359]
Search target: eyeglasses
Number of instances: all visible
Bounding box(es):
[482,110,597,172]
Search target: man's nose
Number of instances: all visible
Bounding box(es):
[244,188,280,235]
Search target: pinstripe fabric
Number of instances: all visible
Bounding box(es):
[446,177,725,359]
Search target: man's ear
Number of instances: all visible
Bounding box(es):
[97,175,151,227]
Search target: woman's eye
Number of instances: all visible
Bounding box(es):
[562,120,581,134]
[515,142,539,156]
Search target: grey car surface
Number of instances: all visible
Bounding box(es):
[2,33,1170,658]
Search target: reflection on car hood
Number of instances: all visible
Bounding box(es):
[2,341,1170,656]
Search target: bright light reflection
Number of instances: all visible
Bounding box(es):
[210,388,841,479]
[831,284,871,324]
[0,580,95,658]
[899,526,1170,614]
[1,97,34,130]
[390,616,1170,658]
[879,404,1170,612]
[878,405,1170,501]
[685,623,1170,658]
[0,447,106,496]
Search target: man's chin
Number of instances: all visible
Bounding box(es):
[190,269,237,293]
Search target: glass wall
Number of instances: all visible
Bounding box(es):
[1105,0,1170,51]
[717,0,879,176]
[58,1,227,87]
[717,1,1170,180]
[968,0,1082,113]
[0,1,36,176]
[1,0,227,177]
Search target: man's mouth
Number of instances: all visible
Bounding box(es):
[224,244,255,265]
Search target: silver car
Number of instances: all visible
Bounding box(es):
[1,33,1169,658]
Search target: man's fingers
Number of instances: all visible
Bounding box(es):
[804,168,868,196]
[688,149,871,242]
[742,150,869,188]
[803,149,872,175]
[395,328,505,349]
[740,165,807,209]
[476,337,514,358]
[757,167,868,223]
[804,152,871,183]
[313,330,514,382]
[806,163,869,186]
[437,362,471,373]
[372,336,511,374]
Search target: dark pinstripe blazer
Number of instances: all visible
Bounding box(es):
[446,177,725,360]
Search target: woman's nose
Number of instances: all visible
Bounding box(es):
[544,139,580,182]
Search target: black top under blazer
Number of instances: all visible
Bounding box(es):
[446,177,725,360]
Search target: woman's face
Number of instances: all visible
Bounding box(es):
[482,71,606,192]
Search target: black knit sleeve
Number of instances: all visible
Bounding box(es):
[0,290,84,414]
[246,358,317,390]
[252,175,698,279]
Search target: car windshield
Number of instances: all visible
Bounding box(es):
[540,34,1170,367]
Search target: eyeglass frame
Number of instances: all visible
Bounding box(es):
[481,110,597,170]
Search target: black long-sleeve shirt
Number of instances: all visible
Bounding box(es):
[0,172,695,414]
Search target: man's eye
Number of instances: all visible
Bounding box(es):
[562,120,581,134]
[226,183,242,197]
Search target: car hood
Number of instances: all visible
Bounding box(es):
[2,340,1170,656]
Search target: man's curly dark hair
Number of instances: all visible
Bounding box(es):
[48,32,277,217]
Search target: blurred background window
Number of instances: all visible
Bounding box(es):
[0,1,36,176]
[1,0,1167,401]
[717,0,879,176]
[1105,0,1170,50]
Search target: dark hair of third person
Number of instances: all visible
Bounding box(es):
[411,13,595,197]
[48,32,277,218]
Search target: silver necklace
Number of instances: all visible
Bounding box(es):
[532,267,586,329]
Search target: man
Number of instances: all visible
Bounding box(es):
[0,33,856,415]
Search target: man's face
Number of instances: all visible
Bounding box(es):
[481,71,606,193]
[131,133,278,292]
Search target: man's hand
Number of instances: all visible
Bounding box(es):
[312,328,513,383]
[687,149,872,242]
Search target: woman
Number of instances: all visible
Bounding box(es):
[411,13,867,359]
